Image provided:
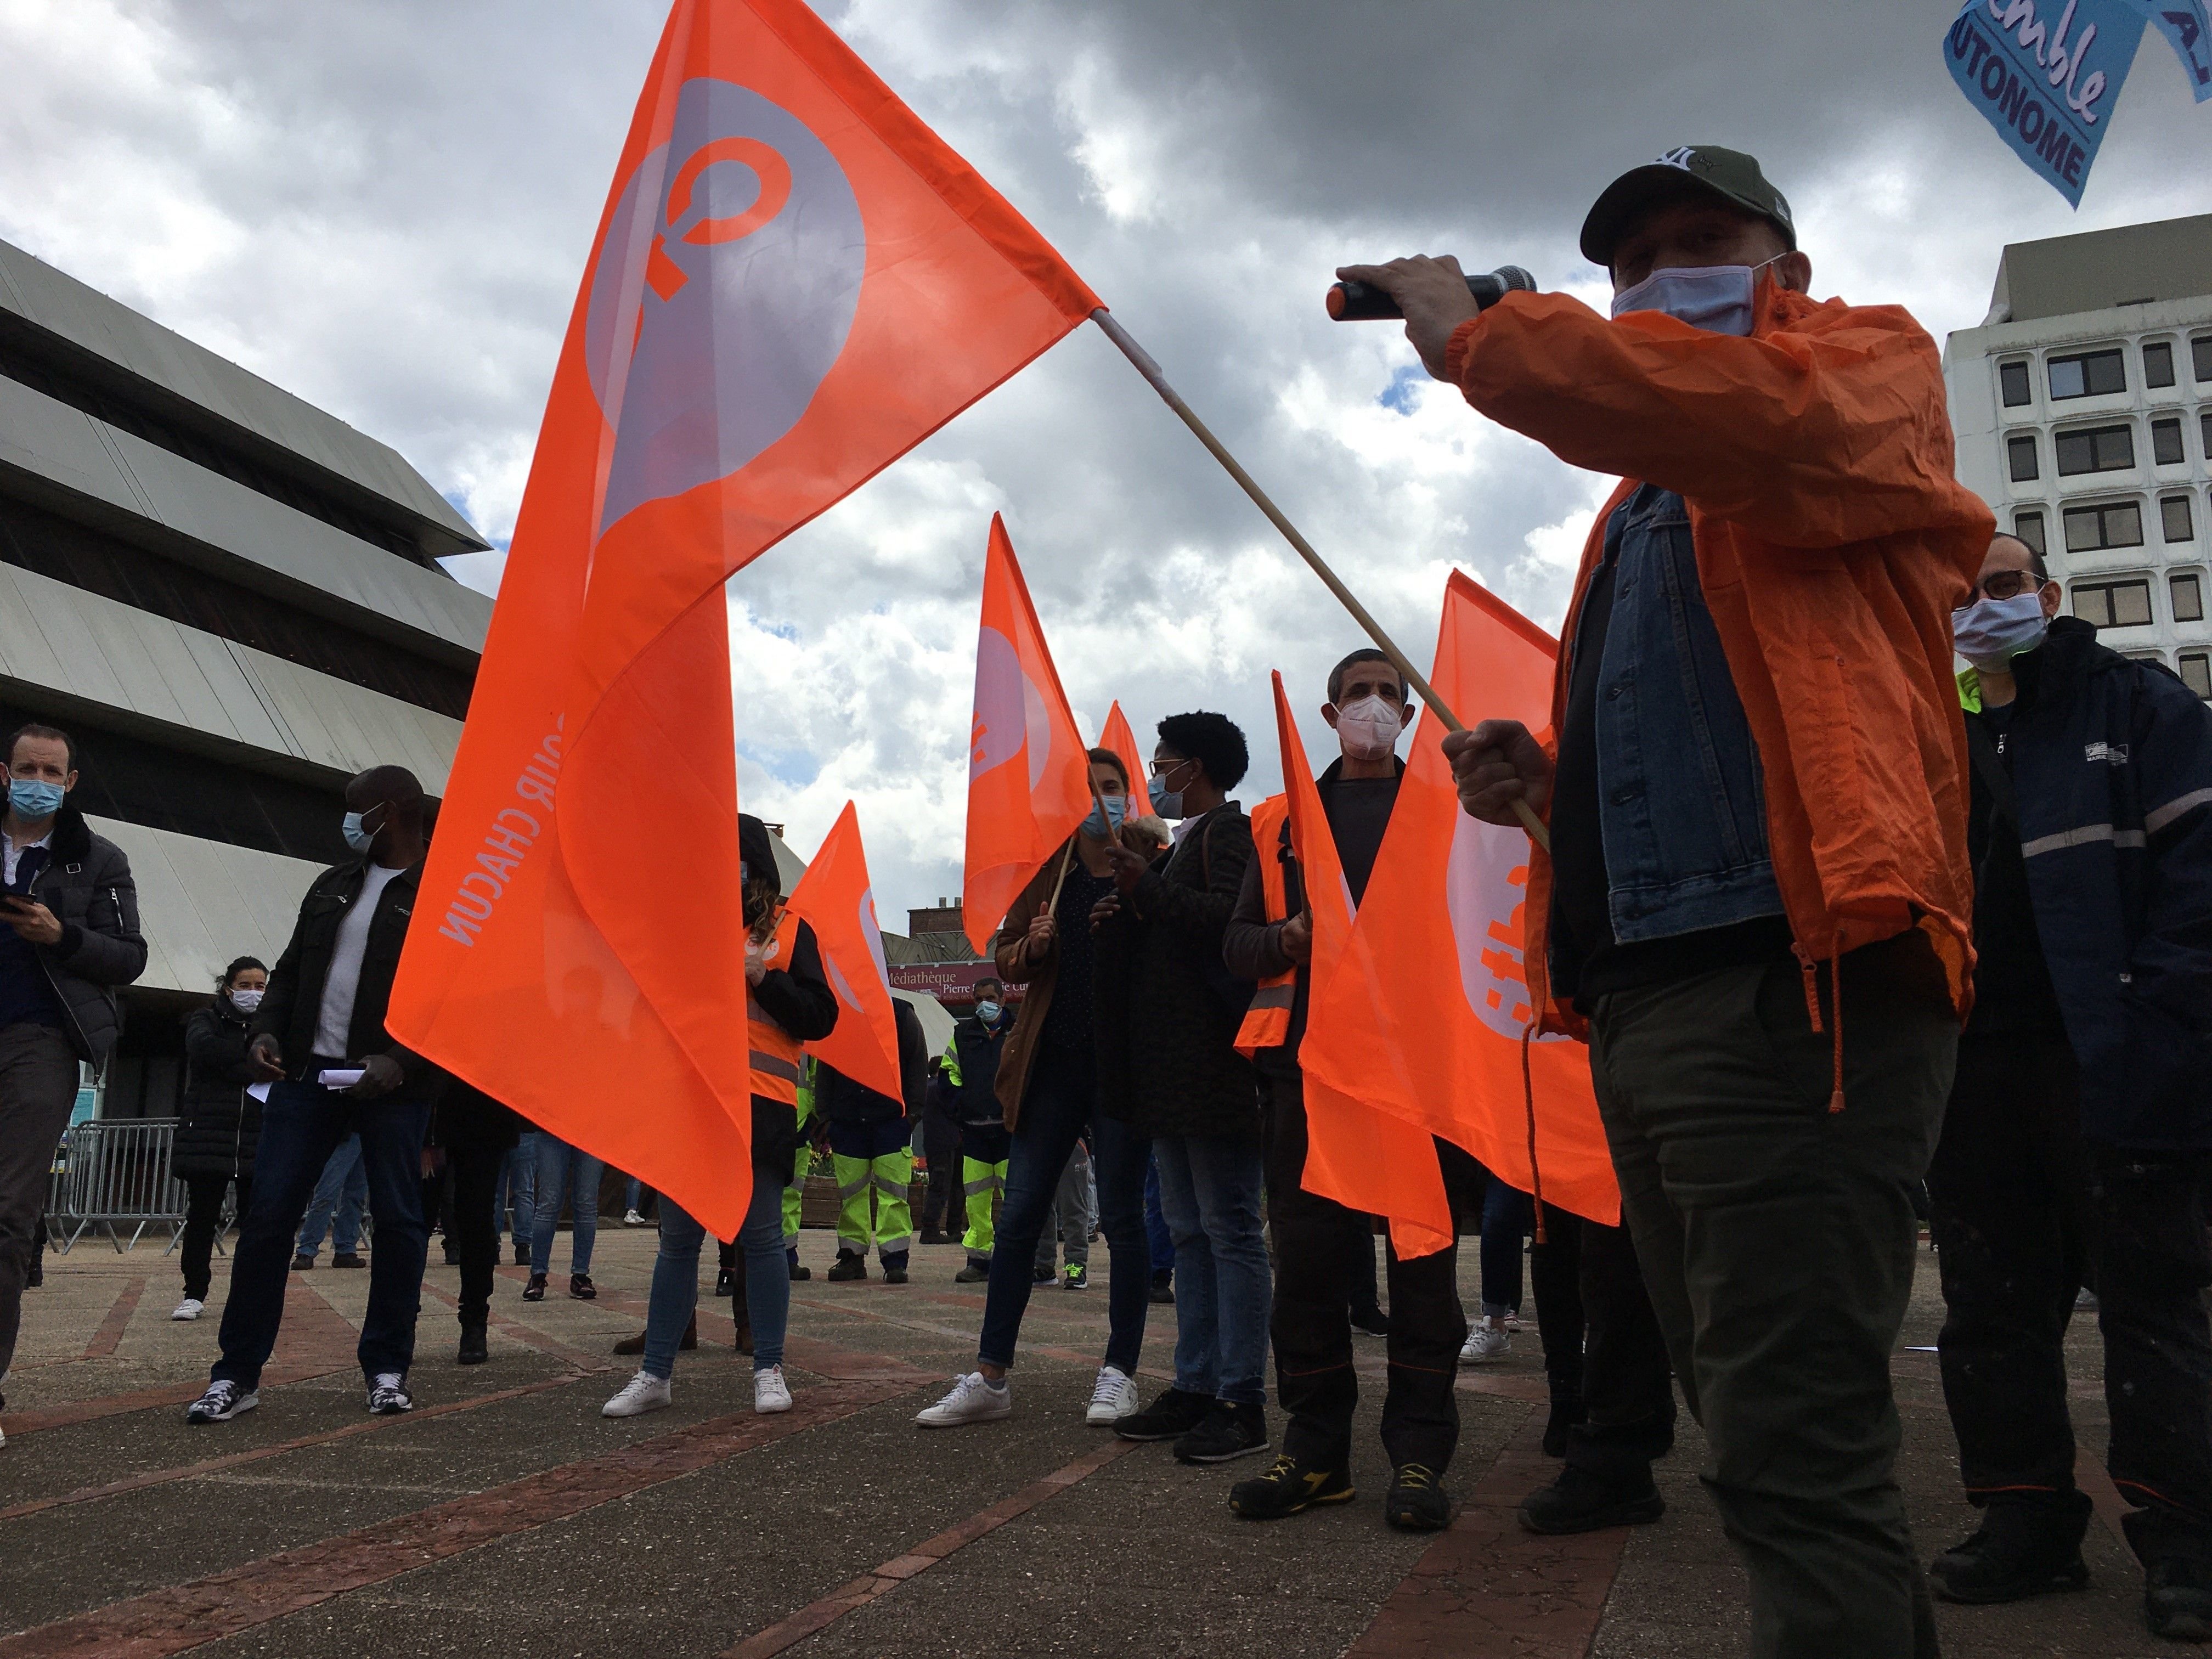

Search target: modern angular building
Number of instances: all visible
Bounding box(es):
[1944,213,2212,696]
[0,236,493,1114]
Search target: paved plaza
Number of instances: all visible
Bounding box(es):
[0,1226,2161,1657]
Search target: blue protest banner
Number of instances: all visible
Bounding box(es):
[1944,0,2148,205]
[2134,0,2212,99]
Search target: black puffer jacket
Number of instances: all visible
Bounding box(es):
[173,998,261,1181]
[1094,804,1262,1138]
[13,800,146,1067]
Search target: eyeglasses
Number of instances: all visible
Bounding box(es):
[1977,570,2044,601]
[1149,757,1196,780]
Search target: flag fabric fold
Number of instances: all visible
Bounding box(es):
[391,0,1099,1240]
[961,514,1091,953]
[786,802,901,1102]
[1302,573,1620,1227]
[1265,672,1456,1257]
[1102,701,1147,816]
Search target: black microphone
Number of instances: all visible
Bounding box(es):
[1327,264,1536,321]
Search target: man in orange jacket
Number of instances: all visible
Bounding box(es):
[1345,146,1989,1659]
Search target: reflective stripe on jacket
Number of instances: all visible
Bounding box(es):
[748,911,806,1105]
[1234,794,1295,1057]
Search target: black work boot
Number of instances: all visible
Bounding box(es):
[827,1249,868,1283]
[1927,1495,2091,1605]
[1518,1462,1664,1534]
[1228,1453,1354,1519]
[456,1318,489,1365]
[1384,1463,1455,1531]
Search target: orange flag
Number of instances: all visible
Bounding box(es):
[962,514,1090,953]
[388,0,1101,1239]
[786,802,900,1102]
[1302,572,1618,1227]
[1266,673,1457,1257]
[1101,701,1147,817]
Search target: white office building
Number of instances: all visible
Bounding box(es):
[1944,213,2212,697]
[0,236,493,1113]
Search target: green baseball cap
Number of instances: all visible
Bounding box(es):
[1579,145,1796,268]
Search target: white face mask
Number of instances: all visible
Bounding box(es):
[1333,695,1402,761]
[1951,591,2050,675]
[1611,256,1783,337]
[229,987,265,1013]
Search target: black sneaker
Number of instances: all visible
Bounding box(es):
[1351,1307,1391,1339]
[512,1242,529,1266]
[569,1273,596,1301]
[1175,1401,1269,1464]
[184,1380,259,1424]
[788,1262,811,1283]
[1228,1453,1354,1519]
[714,1267,734,1296]
[955,1261,991,1284]
[2147,1556,2212,1641]
[290,1253,314,1271]
[1148,1269,1175,1305]
[827,1252,868,1283]
[1928,1501,2091,1605]
[457,1321,488,1365]
[330,1252,365,1269]
[1115,1387,1214,1443]
[521,1273,548,1302]
[1518,1464,1665,1534]
[882,1255,910,1285]
[1385,1463,1454,1532]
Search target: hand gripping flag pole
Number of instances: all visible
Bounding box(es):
[1088,309,1551,854]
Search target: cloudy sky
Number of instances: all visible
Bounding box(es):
[5,0,2209,922]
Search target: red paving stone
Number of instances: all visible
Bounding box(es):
[78,1276,143,1360]
[1347,1408,1626,1659]
[0,1381,909,1659]
[721,1437,1142,1659]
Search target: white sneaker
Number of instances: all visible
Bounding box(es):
[1460,1319,1510,1365]
[184,1379,259,1423]
[602,1371,673,1418]
[753,1364,792,1415]
[623,1209,646,1227]
[1085,1364,1138,1426]
[172,1297,204,1322]
[366,1373,414,1414]
[915,1371,1012,1428]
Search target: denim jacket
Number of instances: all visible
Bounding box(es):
[1590,485,1785,940]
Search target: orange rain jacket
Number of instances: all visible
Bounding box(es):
[1444,284,1994,1035]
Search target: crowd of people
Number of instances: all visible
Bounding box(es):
[2,140,2211,1658]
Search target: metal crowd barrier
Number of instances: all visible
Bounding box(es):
[44,1118,191,1255]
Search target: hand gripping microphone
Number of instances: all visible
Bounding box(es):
[1327,264,1536,321]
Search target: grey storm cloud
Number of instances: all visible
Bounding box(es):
[6,0,2210,917]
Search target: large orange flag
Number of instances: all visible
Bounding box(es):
[786,802,899,1102]
[389,0,1101,1239]
[1302,573,1618,1227]
[1101,701,1147,810]
[962,514,1089,953]
[1266,674,1457,1258]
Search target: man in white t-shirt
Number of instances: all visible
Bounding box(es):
[188,767,438,1423]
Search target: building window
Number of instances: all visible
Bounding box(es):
[2153,417,2186,466]
[2195,337,2212,383]
[2202,410,2212,459]
[2000,360,2032,407]
[2064,501,2145,551]
[2073,577,2154,628]
[2166,495,2196,543]
[2145,341,2177,388]
[2055,423,2135,475]
[2049,349,2126,399]
[2175,573,2205,622]
[2182,653,2212,699]
[2014,510,2047,556]
[2007,433,2040,482]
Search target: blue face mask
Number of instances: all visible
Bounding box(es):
[1082,794,1128,840]
[342,811,376,855]
[1951,591,2049,674]
[7,777,66,822]
[975,1000,1002,1024]
[1610,257,1781,337]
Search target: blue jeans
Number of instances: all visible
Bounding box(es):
[497,1131,539,1243]
[1479,1167,1533,1318]
[530,1135,602,1276]
[643,1175,787,1378]
[1144,1156,1176,1276]
[1152,1130,1270,1406]
[213,1080,430,1389]
[294,1135,366,1257]
[624,1176,652,1212]
[977,1054,1151,1376]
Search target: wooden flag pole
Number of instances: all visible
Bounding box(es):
[1090,308,1550,855]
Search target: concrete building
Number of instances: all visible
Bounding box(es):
[1945,214,2212,697]
[0,236,493,1114]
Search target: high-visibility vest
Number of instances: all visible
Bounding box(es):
[748,910,806,1105]
[1235,794,1297,1058]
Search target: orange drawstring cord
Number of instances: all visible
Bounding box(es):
[1794,946,1847,1112]
[1521,1024,1547,1245]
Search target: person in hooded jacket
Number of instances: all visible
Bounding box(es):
[171,956,268,1322]
[601,815,835,1421]
[1358,145,1991,1656]
[1925,532,2212,1643]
